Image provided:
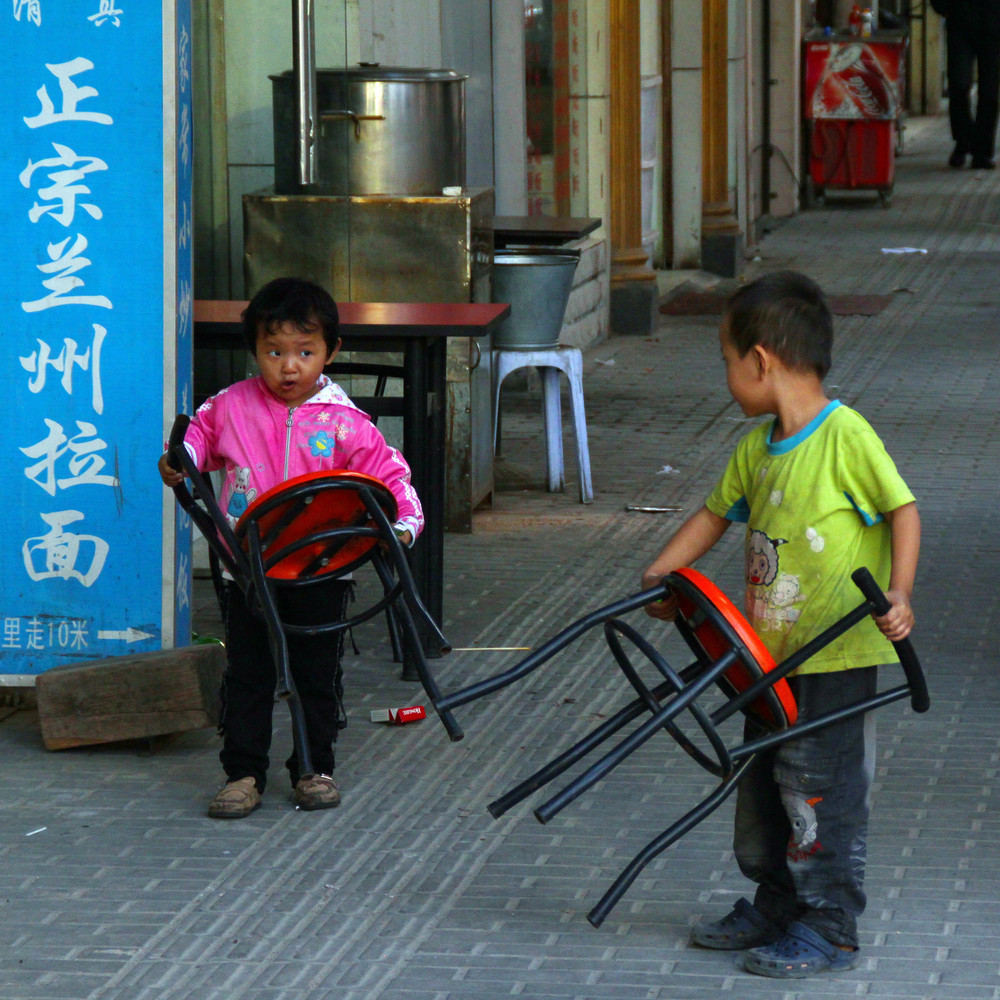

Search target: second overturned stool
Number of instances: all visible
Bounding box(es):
[493,346,594,504]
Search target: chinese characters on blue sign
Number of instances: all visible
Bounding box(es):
[2,2,192,680]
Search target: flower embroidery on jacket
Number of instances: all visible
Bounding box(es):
[309,431,335,458]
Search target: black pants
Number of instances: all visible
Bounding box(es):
[947,14,1000,160]
[218,580,352,792]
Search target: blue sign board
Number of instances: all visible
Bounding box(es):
[1,1,193,682]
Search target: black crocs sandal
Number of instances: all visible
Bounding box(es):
[689,897,782,950]
[742,921,860,978]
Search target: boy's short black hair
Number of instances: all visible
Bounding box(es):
[723,270,833,379]
[241,277,340,354]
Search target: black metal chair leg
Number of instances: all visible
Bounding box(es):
[487,677,679,818]
[246,521,315,778]
[370,549,464,742]
[437,587,670,713]
[533,646,741,825]
[586,756,755,928]
[385,605,404,665]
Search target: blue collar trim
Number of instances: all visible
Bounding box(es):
[767,399,841,455]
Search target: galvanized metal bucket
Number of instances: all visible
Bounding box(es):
[491,251,579,350]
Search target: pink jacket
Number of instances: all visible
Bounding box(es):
[183,375,423,541]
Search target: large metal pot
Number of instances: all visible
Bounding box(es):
[271,65,467,196]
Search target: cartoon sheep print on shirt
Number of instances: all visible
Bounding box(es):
[226,466,257,525]
[746,528,803,634]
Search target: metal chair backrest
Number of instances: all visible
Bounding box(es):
[234,469,396,583]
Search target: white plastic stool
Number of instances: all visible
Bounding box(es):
[493,346,594,504]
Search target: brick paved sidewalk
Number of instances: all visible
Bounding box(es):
[2,114,999,1000]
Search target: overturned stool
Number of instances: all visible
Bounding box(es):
[435,565,929,926]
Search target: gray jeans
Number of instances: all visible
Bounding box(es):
[734,666,878,949]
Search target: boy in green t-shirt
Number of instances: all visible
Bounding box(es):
[642,271,920,978]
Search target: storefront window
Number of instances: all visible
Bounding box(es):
[524,0,588,217]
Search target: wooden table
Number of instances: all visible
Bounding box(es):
[493,215,601,248]
[193,300,511,661]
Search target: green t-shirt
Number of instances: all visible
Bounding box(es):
[705,400,915,674]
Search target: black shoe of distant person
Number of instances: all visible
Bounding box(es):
[949,146,968,168]
[971,156,996,170]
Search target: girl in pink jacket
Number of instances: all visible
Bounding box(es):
[159,278,423,819]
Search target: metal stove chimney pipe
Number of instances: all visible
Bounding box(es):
[292,0,318,187]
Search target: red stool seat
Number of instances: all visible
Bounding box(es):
[670,567,798,729]
[235,470,397,581]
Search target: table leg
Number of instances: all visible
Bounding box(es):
[424,337,446,630]
[402,339,447,673]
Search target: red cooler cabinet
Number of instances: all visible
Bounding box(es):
[803,30,907,204]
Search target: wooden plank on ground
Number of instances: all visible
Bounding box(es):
[35,644,226,751]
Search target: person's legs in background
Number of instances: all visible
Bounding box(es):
[971,27,1000,168]
[947,22,976,166]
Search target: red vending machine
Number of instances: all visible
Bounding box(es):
[803,30,907,205]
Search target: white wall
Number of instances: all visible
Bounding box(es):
[768,3,801,219]
[729,0,748,242]
[579,0,609,233]
[640,0,662,265]
[490,2,527,214]
[441,0,495,190]
[353,0,442,65]
[670,0,702,268]
[222,1,351,296]
[747,0,764,233]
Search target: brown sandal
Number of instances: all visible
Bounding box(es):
[293,773,341,811]
[208,776,261,819]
